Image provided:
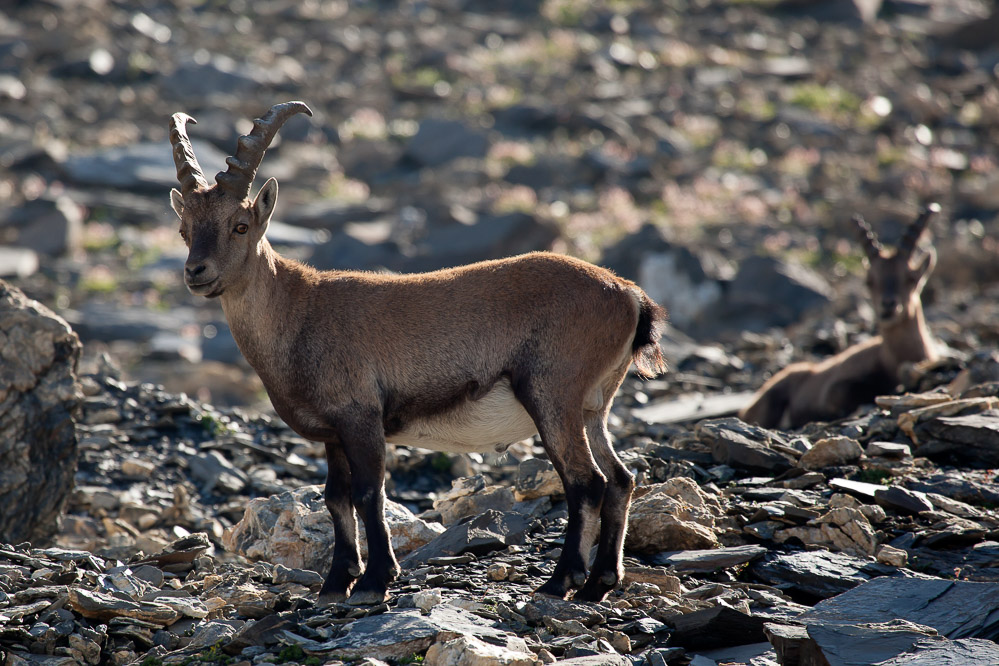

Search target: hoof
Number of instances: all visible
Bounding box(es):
[535,579,569,600]
[573,584,609,603]
[317,591,348,606]
[347,589,388,606]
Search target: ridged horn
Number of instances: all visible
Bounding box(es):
[899,202,940,257]
[852,213,883,261]
[215,101,313,200]
[170,113,209,197]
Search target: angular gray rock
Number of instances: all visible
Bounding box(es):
[750,550,887,599]
[874,486,934,515]
[404,118,491,167]
[800,576,999,640]
[283,604,524,662]
[402,509,533,566]
[0,282,82,544]
[806,619,940,666]
[716,255,833,333]
[0,196,84,257]
[61,140,227,191]
[697,418,796,473]
[650,545,767,573]
[877,637,999,665]
[914,411,999,465]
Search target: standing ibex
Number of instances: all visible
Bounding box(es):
[168,101,668,604]
[740,205,939,430]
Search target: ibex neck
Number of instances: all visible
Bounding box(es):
[879,300,936,365]
[218,240,303,372]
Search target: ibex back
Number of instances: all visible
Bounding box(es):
[740,205,939,430]
[168,101,668,605]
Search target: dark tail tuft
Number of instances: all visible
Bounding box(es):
[632,291,668,378]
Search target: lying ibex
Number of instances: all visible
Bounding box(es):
[168,101,668,604]
[740,205,939,430]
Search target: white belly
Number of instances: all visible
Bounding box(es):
[386,378,538,454]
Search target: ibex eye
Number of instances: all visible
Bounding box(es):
[235,223,249,235]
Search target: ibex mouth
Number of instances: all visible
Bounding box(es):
[187,278,222,298]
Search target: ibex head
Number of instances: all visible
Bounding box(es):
[169,101,313,297]
[853,203,939,325]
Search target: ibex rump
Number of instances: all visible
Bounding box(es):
[168,102,668,604]
[740,205,939,430]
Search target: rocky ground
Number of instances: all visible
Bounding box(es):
[3,0,999,664]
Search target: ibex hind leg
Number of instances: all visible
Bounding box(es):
[318,442,363,604]
[577,367,635,602]
[739,365,811,429]
[517,382,606,599]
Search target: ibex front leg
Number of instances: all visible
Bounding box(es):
[339,414,399,606]
[318,441,362,604]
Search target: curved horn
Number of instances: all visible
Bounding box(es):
[852,213,883,261]
[170,113,209,197]
[899,202,940,257]
[215,101,313,200]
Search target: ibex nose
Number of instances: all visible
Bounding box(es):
[186,264,207,280]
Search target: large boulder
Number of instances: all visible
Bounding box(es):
[626,477,724,554]
[0,280,82,544]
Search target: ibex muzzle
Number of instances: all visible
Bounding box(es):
[168,101,669,605]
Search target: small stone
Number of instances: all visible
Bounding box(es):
[514,458,564,501]
[866,441,911,458]
[877,545,908,567]
[488,563,511,581]
[414,588,443,612]
[121,459,156,478]
[799,437,864,470]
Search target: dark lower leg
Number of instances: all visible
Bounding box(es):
[577,417,634,602]
[318,441,361,604]
[533,418,605,599]
[344,436,398,605]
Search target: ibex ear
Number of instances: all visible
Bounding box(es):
[170,189,185,218]
[252,178,279,232]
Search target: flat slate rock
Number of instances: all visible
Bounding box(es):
[632,391,756,425]
[650,545,767,573]
[876,637,999,665]
[915,412,999,464]
[908,475,999,506]
[874,486,934,515]
[799,576,999,640]
[401,509,534,566]
[285,604,517,661]
[749,550,890,600]
[829,478,883,501]
[702,428,795,473]
[518,597,605,627]
[805,620,939,666]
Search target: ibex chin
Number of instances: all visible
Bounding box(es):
[168,101,668,604]
[740,205,939,430]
